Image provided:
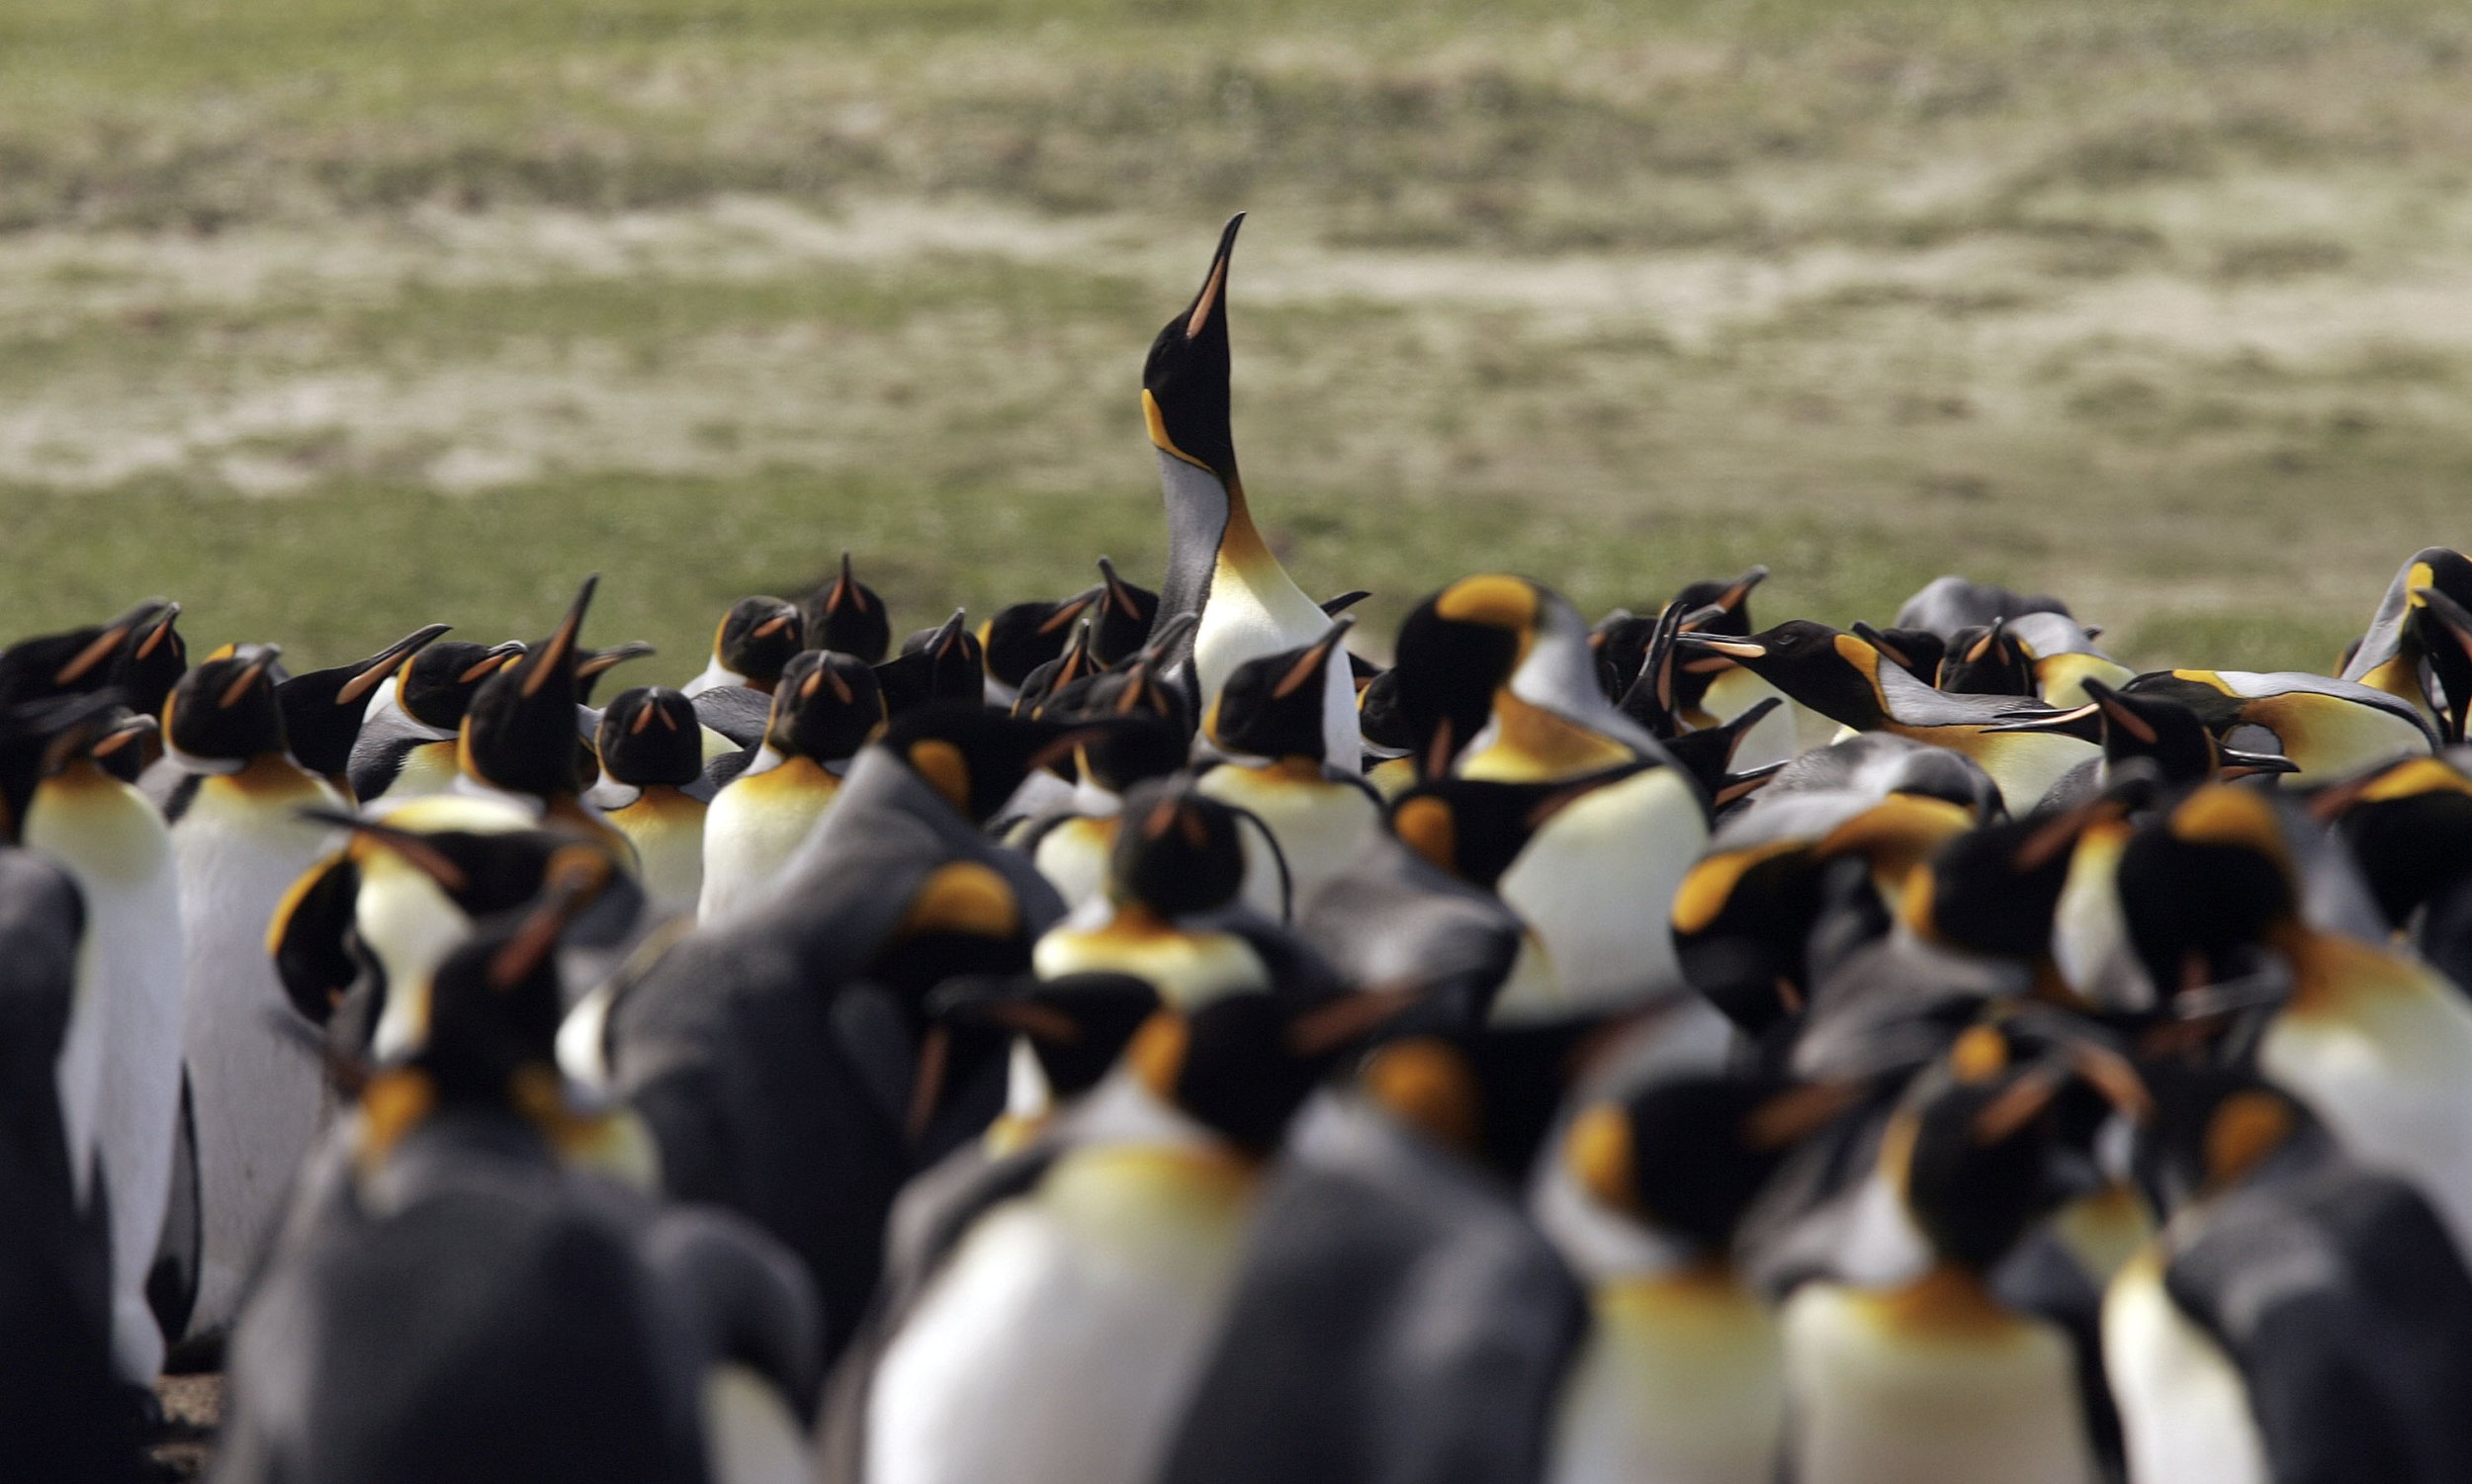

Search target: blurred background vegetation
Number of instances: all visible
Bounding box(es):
[3,0,2467,671]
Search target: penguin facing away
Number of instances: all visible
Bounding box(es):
[700,650,884,925]
[596,686,711,919]
[1196,618,1383,913]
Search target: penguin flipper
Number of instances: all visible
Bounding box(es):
[148,1069,203,1355]
[269,854,366,1027]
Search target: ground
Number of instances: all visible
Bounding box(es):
[4,0,2468,667]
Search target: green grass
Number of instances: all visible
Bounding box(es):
[4,0,2469,673]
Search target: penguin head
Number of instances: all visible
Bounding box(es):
[1562,1075,1804,1255]
[2069,678,2232,785]
[1108,782,1249,918]
[1898,798,2129,960]
[2138,1065,2317,1214]
[574,640,656,706]
[108,600,188,720]
[2316,755,2472,925]
[2118,784,2300,992]
[766,651,886,763]
[397,639,524,731]
[865,859,1035,1003]
[1934,619,2037,696]
[2410,572,2472,743]
[593,687,705,789]
[711,596,803,692]
[1123,983,1385,1155]
[1206,617,1356,763]
[1382,576,1534,776]
[1887,1042,2080,1271]
[1664,565,1770,710]
[1142,213,1243,483]
[460,576,597,800]
[165,643,288,768]
[981,590,1097,693]
[275,623,452,783]
[0,597,171,706]
[1850,622,1947,686]
[885,706,1082,826]
[0,689,128,842]
[2118,671,2247,735]
[1012,612,1106,718]
[801,552,891,664]
[1091,557,1162,664]
[1675,620,1888,730]
[928,971,1163,1102]
[876,609,986,718]
[408,888,579,1105]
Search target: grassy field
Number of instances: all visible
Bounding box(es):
[4,0,2469,673]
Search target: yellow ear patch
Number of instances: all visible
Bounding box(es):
[1831,633,1884,679]
[898,861,1019,940]
[1672,840,1803,936]
[1564,1102,1638,1214]
[1950,1024,2009,1084]
[355,1068,437,1175]
[1126,1010,1189,1101]
[907,739,971,815]
[1434,574,1539,632]
[1142,389,1213,471]
[1391,795,1457,870]
[1363,1038,1482,1155]
[2205,1090,2294,1193]
[2360,757,2472,804]
[2169,785,2289,867]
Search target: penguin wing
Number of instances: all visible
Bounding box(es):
[2214,669,2438,741]
[1294,829,1522,1018]
[1156,1101,1588,1484]
[2169,1165,2472,1484]
[1895,575,2072,638]
[638,1202,827,1427]
[693,685,775,749]
[2340,549,2440,684]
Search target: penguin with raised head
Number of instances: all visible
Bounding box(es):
[803,553,893,664]
[109,600,187,774]
[2340,546,2472,743]
[457,576,625,848]
[980,590,1098,710]
[2121,668,2434,784]
[1140,214,1361,773]
[1090,556,1162,664]
[595,686,710,919]
[1196,618,1382,912]
[0,693,141,1480]
[1662,566,1802,769]
[0,598,170,707]
[349,637,523,803]
[701,650,884,924]
[686,596,805,698]
[2001,611,2135,708]
[2105,1068,2472,1484]
[160,644,352,1348]
[217,884,822,1484]
[1674,619,2097,812]
[876,610,985,719]
[20,673,187,1389]
[275,623,452,801]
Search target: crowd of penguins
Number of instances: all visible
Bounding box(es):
[8,215,2472,1484]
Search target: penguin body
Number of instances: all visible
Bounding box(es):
[25,744,187,1385]
[2341,546,2472,742]
[2125,669,2433,784]
[349,639,521,803]
[699,651,882,924]
[685,595,803,698]
[1197,621,1381,914]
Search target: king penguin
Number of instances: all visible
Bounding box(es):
[595,686,711,919]
[1195,618,1383,913]
[1139,214,1361,774]
[349,637,523,803]
[160,644,352,1347]
[686,595,805,698]
[803,552,894,664]
[2122,668,2433,784]
[456,575,628,851]
[2340,546,2472,743]
[20,675,187,1389]
[701,649,885,924]
[274,623,451,802]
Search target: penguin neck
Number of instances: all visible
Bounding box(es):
[1155,449,1236,655]
[1460,687,1637,783]
[1878,1261,2015,1336]
[201,750,327,802]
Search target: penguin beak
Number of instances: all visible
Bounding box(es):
[90,712,158,760]
[522,574,597,699]
[1849,621,1914,671]
[1272,617,1357,700]
[1965,618,2007,664]
[462,642,526,684]
[1982,702,2099,735]
[1715,565,1770,614]
[337,623,453,706]
[219,646,283,709]
[2218,748,2300,780]
[1671,633,1768,661]
[56,597,171,686]
[576,641,657,682]
[487,873,592,991]
[1037,592,1096,637]
[297,808,476,895]
[2075,678,2159,744]
[928,608,970,661]
[750,608,796,641]
[825,552,867,618]
[131,601,183,662]
[1712,758,1787,808]
[1318,589,1372,618]
[1183,212,1245,343]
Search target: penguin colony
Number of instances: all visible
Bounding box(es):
[5,216,2472,1484]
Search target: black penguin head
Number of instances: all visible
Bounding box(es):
[767,651,886,762]
[1383,577,1535,777]
[165,644,288,766]
[2119,671,2248,734]
[1900,804,2111,960]
[0,597,171,706]
[1590,611,1660,703]
[1108,782,1249,918]
[1125,984,1381,1155]
[1091,557,1163,664]
[1675,620,1888,730]
[1936,619,2038,696]
[801,552,891,664]
[929,971,1163,1101]
[876,610,986,718]
[410,895,576,1104]
[0,690,128,842]
[711,596,803,692]
[460,576,596,800]
[593,686,705,789]
[885,706,1079,826]
[109,600,188,719]
[2410,571,2472,743]
[1206,618,1355,763]
[397,639,524,731]
[865,859,1036,1003]
[276,623,452,782]
[2318,756,2472,924]
[1890,1044,2080,1271]
[2118,784,2300,993]
[1142,214,1243,482]
[2071,677,2292,786]
[1850,622,1947,686]
[1562,1076,1806,1253]
[1012,613,1106,719]
[1666,565,1770,709]
[574,640,656,706]
[982,591,1098,692]
[2138,1065,2316,1214]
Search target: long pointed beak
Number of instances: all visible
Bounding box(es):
[1184,212,1245,340]
[1965,618,2006,664]
[2219,748,2300,779]
[57,597,171,685]
[577,641,657,682]
[1849,621,1914,671]
[91,712,159,759]
[1671,633,1767,660]
[1983,702,2099,734]
[1273,616,1357,700]
[220,646,284,709]
[338,623,453,706]
[930,608,970,660]
[1319,589,1372,617]
[131,601,183,662]
[1718,565,1770,612]
[523,574,598,699]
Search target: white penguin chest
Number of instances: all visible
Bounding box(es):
[1550,1272,1785,1484]
[2102,1251,2269,1484]
[700,760,838,923]
[1194,765,1379,912]
[1497,767,1706,1012]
